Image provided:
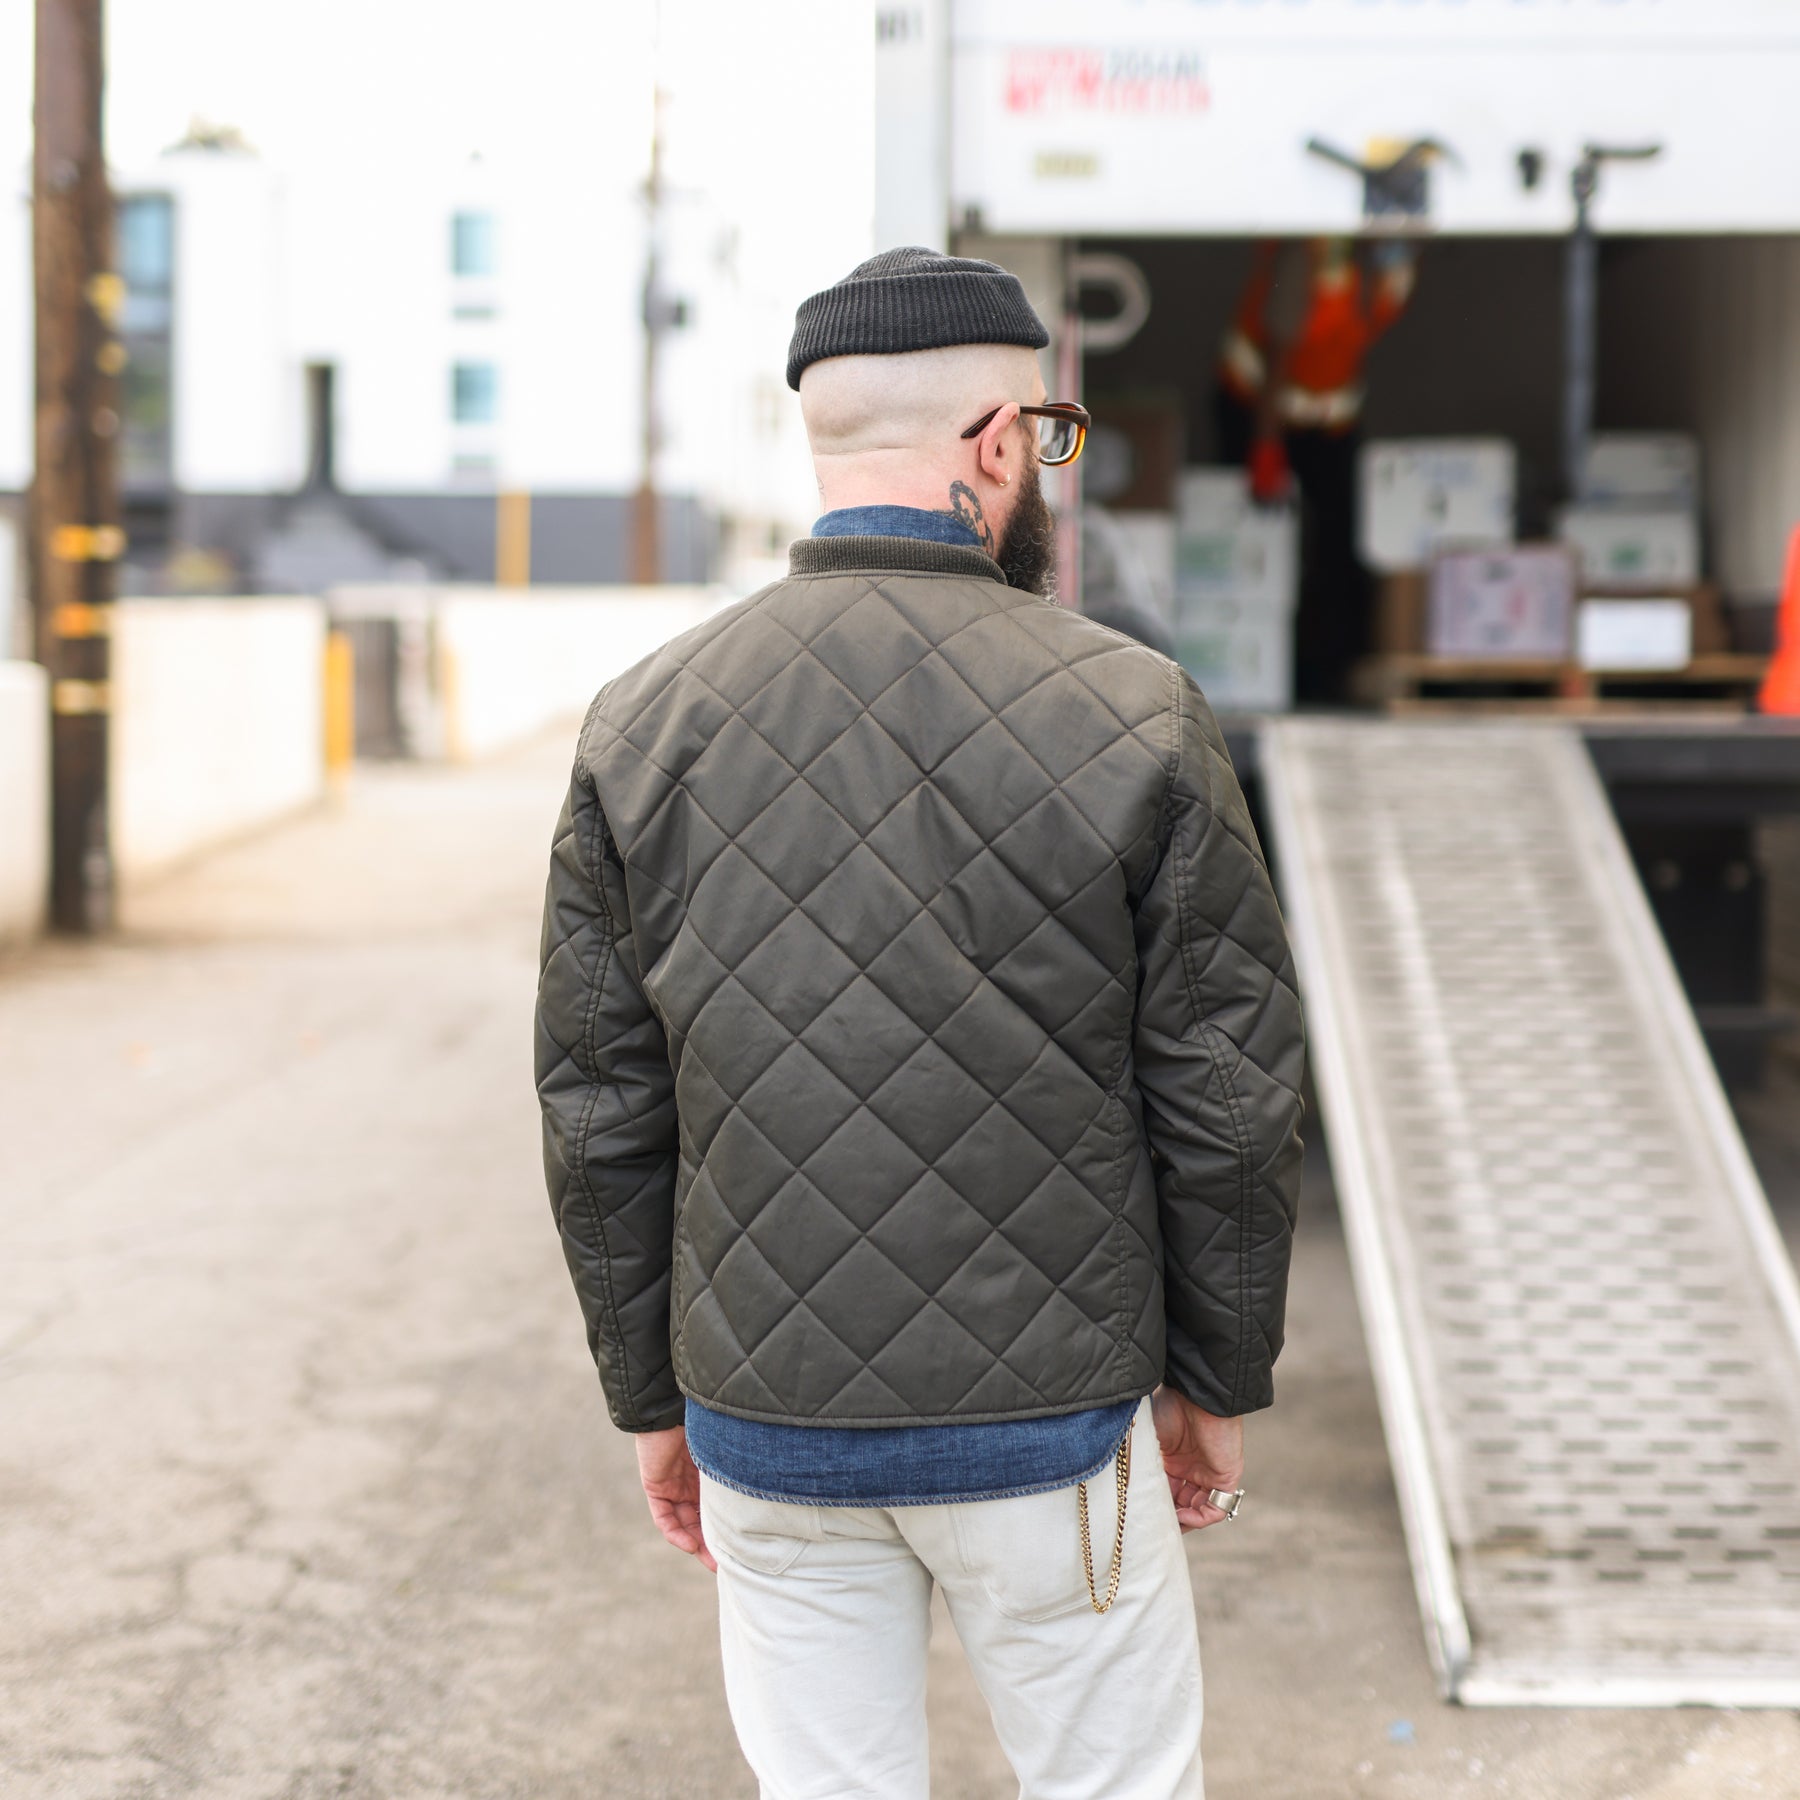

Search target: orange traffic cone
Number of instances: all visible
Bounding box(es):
[1760,524,1800,715]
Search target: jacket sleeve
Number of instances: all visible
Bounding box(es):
[1132,669,1306,1416]
[535,737,684,1433]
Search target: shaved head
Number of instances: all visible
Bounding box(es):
[799,343,1045,456]
[798,338,1056,595]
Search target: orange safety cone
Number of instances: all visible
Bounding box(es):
[1760,524,1800,715]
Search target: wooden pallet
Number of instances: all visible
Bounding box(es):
[1352,653,1769,714]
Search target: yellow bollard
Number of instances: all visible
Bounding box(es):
[324,628,355,786]
[496,490,531,588]
[440,642,466,764]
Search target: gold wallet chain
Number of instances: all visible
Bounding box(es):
[1076,1429,1132,1614]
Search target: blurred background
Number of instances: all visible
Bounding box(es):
[5,3,1800,1796]
[0,0,871,607]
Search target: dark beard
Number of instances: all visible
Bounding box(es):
[996,460,1058,598]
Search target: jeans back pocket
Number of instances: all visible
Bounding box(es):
[951,1482,1106,1623]
[700,1476,822,1577]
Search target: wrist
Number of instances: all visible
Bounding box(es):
[1155,1383,1235,1423]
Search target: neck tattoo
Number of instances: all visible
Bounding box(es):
[943,480,995,554]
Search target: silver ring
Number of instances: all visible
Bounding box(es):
[1206,1487,1245,1520]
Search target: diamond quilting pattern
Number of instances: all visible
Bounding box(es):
[734,912,860,1036]
[799,1109,930,1221]
[534,551,1305,1430]
[865,912,984,1036]
[798,846,920,966]
[737,778,863,904]
[802,714,927,836]
[803,587,935,702]
[799,976,930,1103]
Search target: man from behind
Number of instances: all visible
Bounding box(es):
[536,248,1306,1799]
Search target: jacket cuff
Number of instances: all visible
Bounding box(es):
[616,1395,687,1434]
[1162,1350,1273,1419]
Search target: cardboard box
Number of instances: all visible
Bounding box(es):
[1583,434,1701,509]
[1174,470,1298,614]
[1557,506,1700,586]
[1575,598,1693,670]
[1177,468,1252,534]
[1173,594,1293,713]
[1426,545,1576,660]
[1357,439,1515,574]
[1578,583,1726,655]
[1686,583,1730,655]
[1375,571,1427,654]
[1106,511,1177,620]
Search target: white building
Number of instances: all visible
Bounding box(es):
[0,123,822,616]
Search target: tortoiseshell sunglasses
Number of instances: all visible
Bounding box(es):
[960,401,1091,468]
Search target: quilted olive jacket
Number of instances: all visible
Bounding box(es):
[536,534,1304,1433]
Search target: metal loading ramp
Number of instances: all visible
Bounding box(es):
[1260,720,1800,1706]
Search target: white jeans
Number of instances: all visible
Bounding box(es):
[700,1398,1204,1800]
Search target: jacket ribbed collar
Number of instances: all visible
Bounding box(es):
[789,534,1007,585]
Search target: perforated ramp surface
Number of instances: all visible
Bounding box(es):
[1261,720,1800,1705]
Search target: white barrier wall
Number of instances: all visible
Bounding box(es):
[112,598,327,882]
[434,586,729,761]
[0,660,48,944]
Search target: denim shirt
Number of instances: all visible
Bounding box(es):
[685,1398,1139,1506]
[810,503,982,548]
[683,503,1138,1506]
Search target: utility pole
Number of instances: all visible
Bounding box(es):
[630,81,667,586]
[31,0,120,933]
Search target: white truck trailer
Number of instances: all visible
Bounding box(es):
[876,0,1800,1709]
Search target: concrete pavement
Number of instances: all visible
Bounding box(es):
[2,728,1798,1799]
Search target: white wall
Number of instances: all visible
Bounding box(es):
[1600,237,1800,597]
[875,0,950,252]
[159,153,300,493]
[1684,240,1800,599]
[433,586,731,762]
[111,598,326,881]
[0,176,28,493]
[0,660,48,945]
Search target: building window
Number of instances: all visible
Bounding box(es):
[451,211,497,278]
[116,194,175,493]
[118,194,174,331]
[452,361,499,424]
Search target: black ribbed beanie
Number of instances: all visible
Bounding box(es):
[786,246,1049,390]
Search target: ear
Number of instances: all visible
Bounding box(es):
[973,402,1023,488]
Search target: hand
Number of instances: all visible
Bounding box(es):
[1152,1387,1245,1533]
[635,1426,717,1572]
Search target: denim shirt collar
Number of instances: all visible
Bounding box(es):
[813,504,982,549]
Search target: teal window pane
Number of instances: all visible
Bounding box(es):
[118,195,174,289]
[452,361,499,423]
[451,211,497,277]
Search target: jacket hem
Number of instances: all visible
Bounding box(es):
[690,1420,1136,1510]
[676,1384,1154,1432]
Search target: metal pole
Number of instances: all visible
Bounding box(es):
[630,80,665,586]
[30,0,119,933]
[1562,153,1599,506]
[1562,144,1659,506]
[1055,246,1083,612]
